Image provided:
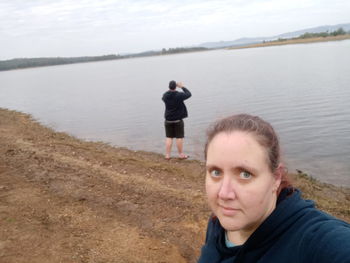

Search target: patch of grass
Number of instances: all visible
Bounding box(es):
[296,171,318,183]
[6,218,16,223]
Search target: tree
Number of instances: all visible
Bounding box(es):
[331,27,346,36]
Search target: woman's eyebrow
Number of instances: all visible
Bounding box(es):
[235,163,258,174]
[205,164,218,169]
[206,162,258,174]
[206,163,225,172]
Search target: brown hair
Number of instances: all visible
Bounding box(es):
[204,114,292,194]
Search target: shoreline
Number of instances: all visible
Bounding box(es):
[228,34,350,50]
[1,108,349,262]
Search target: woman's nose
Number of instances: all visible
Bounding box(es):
[218,176,236,200]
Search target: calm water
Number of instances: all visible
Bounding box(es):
[1,40,350,186]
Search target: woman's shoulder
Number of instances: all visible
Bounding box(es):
[274,190,350,262]
[288,189,350,233]
[297,211,350,262]
[275,188,350,243]
[302,207,350,234]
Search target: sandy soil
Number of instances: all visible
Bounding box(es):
[1,108,349,263]
[0,109,210,263]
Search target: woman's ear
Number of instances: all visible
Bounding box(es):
[273,163,284,192]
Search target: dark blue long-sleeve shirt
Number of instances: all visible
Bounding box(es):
[198,189,350,263]
[162,87,191,121]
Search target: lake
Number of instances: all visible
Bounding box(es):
[1,40,350,187]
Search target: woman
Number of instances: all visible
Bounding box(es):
[198,114,350,263]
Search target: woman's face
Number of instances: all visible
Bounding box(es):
[205,131,281,235]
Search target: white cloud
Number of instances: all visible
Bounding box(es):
[1,0,349,59]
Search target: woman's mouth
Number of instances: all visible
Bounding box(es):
[219,205,239,216]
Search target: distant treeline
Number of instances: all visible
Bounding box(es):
[0,54,122,71]
[161,47,207,54]
[274,27,349,42]
[298,27,348,39]
[0,47,208,71]
[124,47,207,58]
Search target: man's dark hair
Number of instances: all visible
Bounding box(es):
[169,80,176,90]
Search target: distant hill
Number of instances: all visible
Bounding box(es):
[2,23,349,71]
[199,23,350,49]
[275,23,350,39]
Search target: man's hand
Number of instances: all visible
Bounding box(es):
[176,82,184,88]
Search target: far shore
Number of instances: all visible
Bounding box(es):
[228,34,350,50]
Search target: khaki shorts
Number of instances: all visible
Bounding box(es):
[164,119,184,138]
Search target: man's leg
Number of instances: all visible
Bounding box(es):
[165,138,173,159]
[175,120,188,159]
[176,138,185,157]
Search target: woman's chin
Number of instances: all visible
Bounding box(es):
[218,216,241,231]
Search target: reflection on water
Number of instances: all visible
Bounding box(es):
[1,40,350,186]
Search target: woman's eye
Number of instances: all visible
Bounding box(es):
[239,171,252,179]
[210,169,221,177]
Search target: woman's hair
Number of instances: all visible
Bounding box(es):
[204,113,292,194]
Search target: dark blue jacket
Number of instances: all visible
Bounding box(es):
[198,189,350,263]
[162,87,191,121]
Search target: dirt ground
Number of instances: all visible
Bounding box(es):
[1,109,349,263]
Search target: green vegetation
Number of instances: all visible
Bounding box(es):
[241,27,350,50]
[275,27,349,42]
[299,27,347,39]
[161,47,207,54]
[0,47,208,71]
[0,54,121,71]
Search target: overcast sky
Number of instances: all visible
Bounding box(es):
[1,0,349,60]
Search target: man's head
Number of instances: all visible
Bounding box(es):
[169,80,177,90]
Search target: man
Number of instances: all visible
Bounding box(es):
[162,80,192,160]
